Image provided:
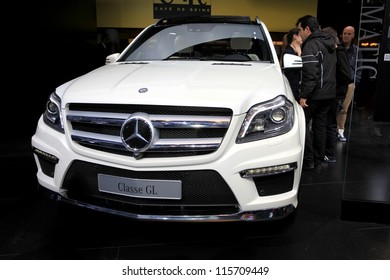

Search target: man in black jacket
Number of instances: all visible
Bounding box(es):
[322,27,353,163]
[296,15,337,170]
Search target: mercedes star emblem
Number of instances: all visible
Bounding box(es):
[120,113,154,154]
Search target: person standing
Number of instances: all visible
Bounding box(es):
[96,29,121,67]
[336,25,361,142]
[96,33,110,66]
[296,15,337,170]
[322,27,353,163]
[282,27,303,102]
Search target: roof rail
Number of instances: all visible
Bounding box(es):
[155,15,252,26]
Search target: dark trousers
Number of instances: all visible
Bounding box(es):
[325,98,339,158]
[303,99,332,166]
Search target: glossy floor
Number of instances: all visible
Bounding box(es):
[0,107,389,260]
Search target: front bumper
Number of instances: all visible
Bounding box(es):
[32,112,304,222]
[41,186,295,222]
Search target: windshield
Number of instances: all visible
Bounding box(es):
[119,23,272,62]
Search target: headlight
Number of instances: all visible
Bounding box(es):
[43,92,64,133]
[236,95,294,143]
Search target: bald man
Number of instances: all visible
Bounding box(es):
[336,25,361,142]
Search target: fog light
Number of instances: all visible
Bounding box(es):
[32,147,59,164]
[240,162,297,178]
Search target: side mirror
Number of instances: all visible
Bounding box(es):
[105,53,120,64]
[283,53,302,69]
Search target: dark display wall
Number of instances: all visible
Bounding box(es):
[6,0,98,140]
[317,0,362,35]
[373,0,390,121]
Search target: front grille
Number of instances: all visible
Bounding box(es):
[67,104,232,158]
[63,161,239,215]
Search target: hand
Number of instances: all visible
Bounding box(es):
[299,97,308,108]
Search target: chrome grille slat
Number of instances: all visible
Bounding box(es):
[71,131,222,152]
[67,105,232,157]
[67,111,231,128]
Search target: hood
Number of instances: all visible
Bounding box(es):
[308,30,336,53]
[58,61,287,115]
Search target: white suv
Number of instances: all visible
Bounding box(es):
[32,16,305,222]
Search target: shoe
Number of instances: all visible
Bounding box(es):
[337,134,347,142]
[324,155,336,163]
[337,129,347,142]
